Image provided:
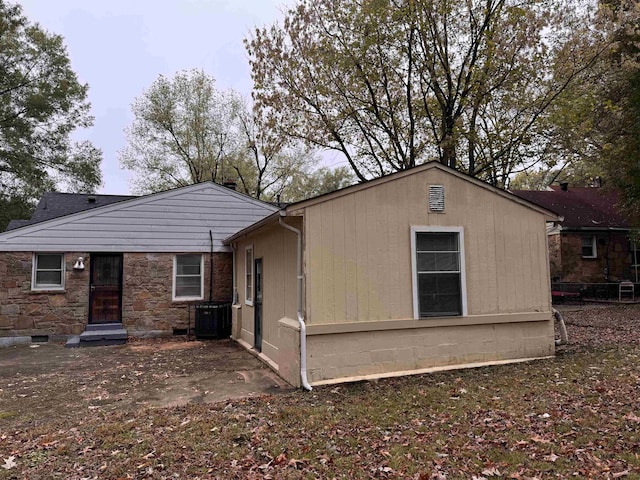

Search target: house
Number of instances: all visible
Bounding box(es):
[224,162,558,388]
[511,184,635,283]
[0,183,277,345]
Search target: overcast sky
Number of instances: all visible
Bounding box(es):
[17,0,292,195]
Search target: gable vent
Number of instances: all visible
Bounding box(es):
[428,185,445,212]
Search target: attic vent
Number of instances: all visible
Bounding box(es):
[428,185,445,212]
[87,195,96,203]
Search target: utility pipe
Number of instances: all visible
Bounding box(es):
[553,308,568,346]
[278,215,312,391]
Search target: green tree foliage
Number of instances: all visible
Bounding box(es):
[0,1,102,230]
[246,0,605,187]
[120,69,347,202]
[590,1,640,224]
[279,165,354,202]
[120,70,242,193]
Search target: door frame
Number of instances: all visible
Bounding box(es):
[88,253,124,324]
[254,257,263,352]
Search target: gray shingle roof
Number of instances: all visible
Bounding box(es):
[5,192,136,231]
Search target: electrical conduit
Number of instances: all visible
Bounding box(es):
[278,216,312,391]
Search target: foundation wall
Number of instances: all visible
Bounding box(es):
[305,316,554,384]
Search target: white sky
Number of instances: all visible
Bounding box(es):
[17,0,292,194]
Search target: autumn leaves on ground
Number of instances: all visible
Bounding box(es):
[1,305,639,479]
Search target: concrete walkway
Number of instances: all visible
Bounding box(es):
[0,339,291,424]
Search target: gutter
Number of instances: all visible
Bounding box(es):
[278,213,312,391]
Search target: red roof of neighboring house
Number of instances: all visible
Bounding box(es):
[510,186,629,229]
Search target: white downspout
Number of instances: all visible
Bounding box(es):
[553,308,568,346]
[231,243,238,305]
[278,216,312,391]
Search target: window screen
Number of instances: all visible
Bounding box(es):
[415,232,462,316]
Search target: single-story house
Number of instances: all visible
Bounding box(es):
[511,184,635,283]
[224,162,559,388]
[0,183,276,344]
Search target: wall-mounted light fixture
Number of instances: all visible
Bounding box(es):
[73,256,85,271]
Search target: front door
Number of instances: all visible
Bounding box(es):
[89,254,123,324]
[254,258,263,352]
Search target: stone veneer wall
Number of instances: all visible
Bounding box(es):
[122,252,232,335]
[0,251,233,339]
[0,252,90,338]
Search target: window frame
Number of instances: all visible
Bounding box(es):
[581,235,597,259]
[245,245,254,306]
[410,226,468,319]
[31,253,65,291]
[172,254,204,301]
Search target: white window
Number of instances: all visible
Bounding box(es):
[411,226,467,318]
[581,235,597,258]
[173,254,203,300]
[245,246,254,305]
[32,253,65,290]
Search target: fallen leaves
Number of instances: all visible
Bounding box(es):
[1,306,639,478]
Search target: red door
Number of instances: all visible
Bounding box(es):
[89,254,123,324]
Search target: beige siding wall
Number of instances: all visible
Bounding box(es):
[302,167,551,325]
[232,219,300,368]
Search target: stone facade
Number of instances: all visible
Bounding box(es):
[554,232,632,282]
[122,252,232,335]
[0,252,90,338]
[0,251,232,339]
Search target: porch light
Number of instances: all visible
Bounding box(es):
[73,257,85,271]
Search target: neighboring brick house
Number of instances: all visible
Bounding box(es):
[512,184,636,283]
[0,183,276,345]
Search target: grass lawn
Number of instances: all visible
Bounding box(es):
[1,304,640,479]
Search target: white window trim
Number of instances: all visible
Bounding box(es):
[172,254,204,301]
[581,235,597,259]
[245,245,254,306]
[410,226,468,319]
[31,253,65,291]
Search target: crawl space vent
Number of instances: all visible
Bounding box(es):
[428,185,445,212]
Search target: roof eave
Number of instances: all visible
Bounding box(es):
[223,211,285,245]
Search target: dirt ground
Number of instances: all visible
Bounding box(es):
[0,338,290,427]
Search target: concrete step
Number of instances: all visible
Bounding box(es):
[84,323,124,332]
[79,328,128,342]
[65,327,128,348]
[65,336,80,348]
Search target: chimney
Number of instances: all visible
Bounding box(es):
[87,195,97,203]
[223,181,237,191]
[559,182,569,192]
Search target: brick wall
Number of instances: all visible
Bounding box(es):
[0,252,90,338]
[0,251,232,339]
[548,234,562,281]
[559,233,631,282]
